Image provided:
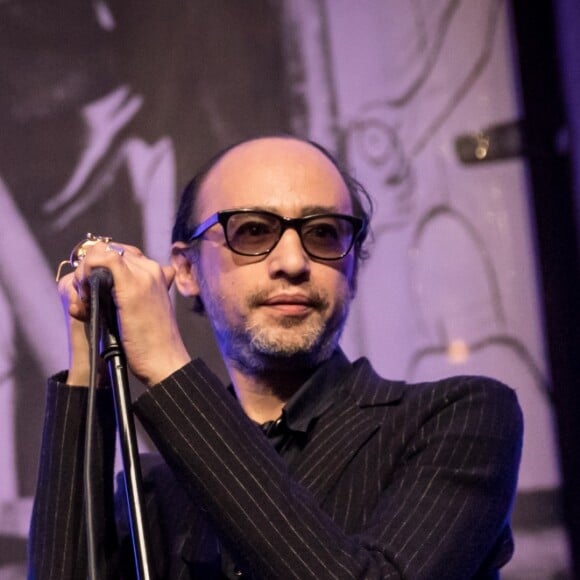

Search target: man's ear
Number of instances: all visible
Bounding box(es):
[171,243,200,298]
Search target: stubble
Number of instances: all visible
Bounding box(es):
[200,280,350,375]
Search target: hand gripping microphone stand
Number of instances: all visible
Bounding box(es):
[88,267,155,580]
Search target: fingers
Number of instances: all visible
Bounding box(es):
[60,239,190,385]
[70,240,175,305]
[58,271,88,321]
[73,241,141,293]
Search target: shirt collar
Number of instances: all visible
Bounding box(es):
[227,349,352,435]
[281,348,351,433]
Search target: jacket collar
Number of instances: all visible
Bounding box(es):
[344,356,407,407]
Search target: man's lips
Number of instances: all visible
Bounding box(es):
[259,294,316,315]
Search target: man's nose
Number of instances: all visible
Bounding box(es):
[267,228,310,278]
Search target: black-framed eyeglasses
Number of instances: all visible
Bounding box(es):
[188,209,366,260]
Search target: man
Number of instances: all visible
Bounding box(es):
[28,136,522,579]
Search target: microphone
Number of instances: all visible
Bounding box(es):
[89,266,113,291]
[88,267,122,357]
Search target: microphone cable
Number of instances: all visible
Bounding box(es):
[84,271,110,580]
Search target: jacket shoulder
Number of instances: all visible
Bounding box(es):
[346,358,522,420]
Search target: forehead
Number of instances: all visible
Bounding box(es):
[197,138,352,218]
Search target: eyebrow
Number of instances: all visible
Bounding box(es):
[231,204,345,216]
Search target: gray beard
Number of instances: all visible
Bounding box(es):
[201,286,350,376]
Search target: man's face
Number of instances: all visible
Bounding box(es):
[178,138,357,374]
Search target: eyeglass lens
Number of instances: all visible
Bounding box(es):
[225,212,356,258]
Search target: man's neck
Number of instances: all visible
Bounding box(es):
[227,364,313,424]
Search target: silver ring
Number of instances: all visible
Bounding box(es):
[106,243,125,257]
[56,233,114,281]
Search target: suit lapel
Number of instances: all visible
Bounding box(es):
[293,399,380,499]
[293,358,406,501]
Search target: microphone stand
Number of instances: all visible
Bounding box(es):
[94,269,155,580]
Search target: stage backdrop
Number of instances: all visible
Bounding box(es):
[0,1,571,578]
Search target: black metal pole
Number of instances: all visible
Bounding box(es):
[511,1,580,574]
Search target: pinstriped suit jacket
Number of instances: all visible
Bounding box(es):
[29,356,522,579]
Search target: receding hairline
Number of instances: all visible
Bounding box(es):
[198,135,348,196]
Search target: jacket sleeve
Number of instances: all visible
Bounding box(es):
[133,359,523,580]
[27,374,119,580]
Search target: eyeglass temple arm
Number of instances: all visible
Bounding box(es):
[189,212,221,241]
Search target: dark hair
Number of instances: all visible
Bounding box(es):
[172,135,374,262]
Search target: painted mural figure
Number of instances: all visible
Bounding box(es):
[314,0,561,502]
[285,1,566,573]
[0,1,288,574]
[0,1,175,549]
